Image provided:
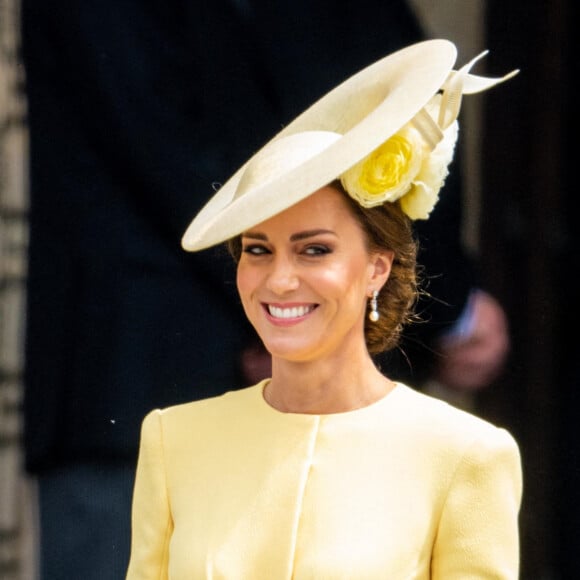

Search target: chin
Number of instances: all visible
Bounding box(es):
[264,340,318,362]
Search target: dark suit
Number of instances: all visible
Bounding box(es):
[22,0,473,577]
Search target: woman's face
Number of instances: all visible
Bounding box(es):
[236,186,392,363]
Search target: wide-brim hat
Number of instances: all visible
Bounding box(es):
[182,39,515,251]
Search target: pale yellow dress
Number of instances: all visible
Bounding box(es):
[126,381,522,579]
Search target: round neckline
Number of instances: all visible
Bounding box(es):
[255,379,403,419]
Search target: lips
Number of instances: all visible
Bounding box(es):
[267,304,316,319]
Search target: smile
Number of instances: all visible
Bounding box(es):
[267,304,316,319]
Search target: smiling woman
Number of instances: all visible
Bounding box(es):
[235,185,393,383]
[229,183,411,359]
[126,40,522,579]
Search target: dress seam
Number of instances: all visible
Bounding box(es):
[287,415,320,580]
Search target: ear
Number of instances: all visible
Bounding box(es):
[367,250,394,293]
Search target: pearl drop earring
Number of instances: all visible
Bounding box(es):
[368,290,379,322]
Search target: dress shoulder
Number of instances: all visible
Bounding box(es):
[391,383,520,456]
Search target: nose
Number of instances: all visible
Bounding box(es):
[266,254,300,295]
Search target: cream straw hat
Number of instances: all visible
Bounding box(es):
[182,39,517,252]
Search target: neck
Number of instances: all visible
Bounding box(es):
[264,354,394,414]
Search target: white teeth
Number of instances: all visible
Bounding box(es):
[268,305,313,319]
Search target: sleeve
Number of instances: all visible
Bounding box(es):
[431,428,523,579]
[126,410,172,579]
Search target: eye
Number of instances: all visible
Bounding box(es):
[303,244,332,256]
[242,243,270,256]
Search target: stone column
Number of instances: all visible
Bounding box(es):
[0,1,37,578]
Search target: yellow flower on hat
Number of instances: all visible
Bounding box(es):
[340,106,459,220]
[341,127,424,208]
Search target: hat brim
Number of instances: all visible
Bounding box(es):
[182,39,457,251]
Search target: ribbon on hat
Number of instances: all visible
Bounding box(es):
[413,50,519,150]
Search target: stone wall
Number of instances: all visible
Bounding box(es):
[0,0,36,578]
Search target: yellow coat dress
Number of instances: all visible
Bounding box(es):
[126,381,522,579]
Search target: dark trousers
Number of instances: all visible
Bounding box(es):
[38,462,134,580]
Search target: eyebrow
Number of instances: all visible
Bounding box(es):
[241,229,336,242]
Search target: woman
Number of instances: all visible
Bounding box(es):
[126,40,522,579]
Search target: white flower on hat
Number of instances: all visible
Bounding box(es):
[400,118,458,219]
[340,95,459,220]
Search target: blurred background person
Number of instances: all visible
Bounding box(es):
[19,0,510,578]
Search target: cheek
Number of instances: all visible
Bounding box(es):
[333,255,372,285]
[236,263,259,305]
[315,261,369,300]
